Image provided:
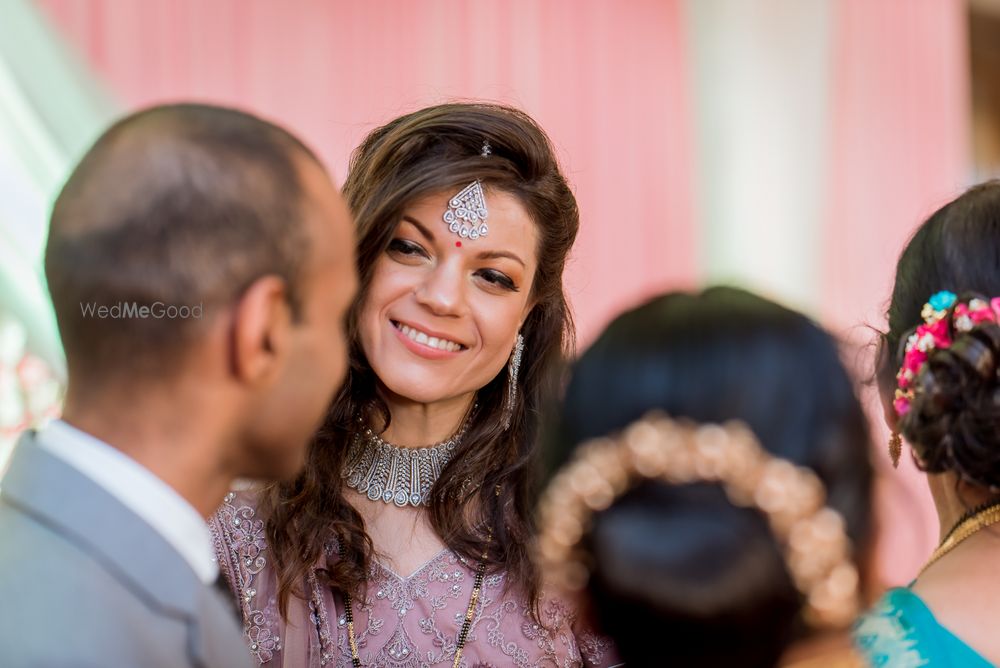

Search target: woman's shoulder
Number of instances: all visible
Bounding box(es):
[854,587,993,667]
[210,486,270,568]
[215,485,265,514]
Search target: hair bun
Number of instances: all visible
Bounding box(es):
[957,323,1000,378]
[903,321,1000,486]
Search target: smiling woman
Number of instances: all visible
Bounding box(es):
[360,190,538,406]
[210,103,619,667]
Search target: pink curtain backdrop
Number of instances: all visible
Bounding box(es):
[824,0,970,584]
[34,0,697,347]
[34,0,972,587]
[824,1,970,329]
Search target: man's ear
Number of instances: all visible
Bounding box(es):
[229,275,292,384]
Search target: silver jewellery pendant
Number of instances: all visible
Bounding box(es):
[443,180,489,240]
[342,426,464,507]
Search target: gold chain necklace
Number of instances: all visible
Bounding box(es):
[919,500,1000,576]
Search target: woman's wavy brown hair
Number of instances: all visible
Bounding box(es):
[259,102,579,617]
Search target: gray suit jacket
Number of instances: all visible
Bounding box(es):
[0,430,252,667]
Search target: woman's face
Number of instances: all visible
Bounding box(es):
[358,188,539,405]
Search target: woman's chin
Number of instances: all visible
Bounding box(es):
[377,380,475,408]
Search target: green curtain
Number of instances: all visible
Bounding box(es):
[0,0,118,375]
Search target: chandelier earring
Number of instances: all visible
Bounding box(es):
[501,334,525,431]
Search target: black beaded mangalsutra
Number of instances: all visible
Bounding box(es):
[343,487,499,667]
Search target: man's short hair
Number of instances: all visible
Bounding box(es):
[45,103,321,382]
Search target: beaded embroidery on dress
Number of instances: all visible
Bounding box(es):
[210,491,284,663]
[210,491,619,667]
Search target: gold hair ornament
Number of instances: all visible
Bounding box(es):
[535,412,861,629]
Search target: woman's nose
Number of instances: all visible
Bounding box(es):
[415,264,466,316]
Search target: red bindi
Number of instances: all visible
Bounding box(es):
[455,241,462,248]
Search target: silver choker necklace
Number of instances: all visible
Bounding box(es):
[342,424,465,507]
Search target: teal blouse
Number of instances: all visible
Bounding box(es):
[854,587,993,667]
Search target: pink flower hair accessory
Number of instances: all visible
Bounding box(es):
[894,291,1000,416]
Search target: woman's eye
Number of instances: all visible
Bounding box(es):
[387,239,427,257]
[477,269,518,292]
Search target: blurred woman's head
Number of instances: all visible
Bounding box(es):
[876,181,1000,488]
[541,287,873,667]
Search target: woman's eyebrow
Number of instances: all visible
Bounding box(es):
[401,215,434,242]
[476,250,525,268]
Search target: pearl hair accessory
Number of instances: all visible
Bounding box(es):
[536,411,862,629]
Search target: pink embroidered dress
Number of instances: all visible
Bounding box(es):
[210,491,619,668]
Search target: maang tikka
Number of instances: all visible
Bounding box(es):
[442,140,492,241]
[501,334,525,431]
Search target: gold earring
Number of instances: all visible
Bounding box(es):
[889,432,902,469]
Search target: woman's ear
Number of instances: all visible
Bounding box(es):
[880,390,899,433]
[874,339,900,433]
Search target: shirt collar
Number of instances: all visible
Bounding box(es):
[36,420,219,584]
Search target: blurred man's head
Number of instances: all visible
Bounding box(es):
[46,103,357,479]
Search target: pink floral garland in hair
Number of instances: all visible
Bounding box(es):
[894,291,1000,416]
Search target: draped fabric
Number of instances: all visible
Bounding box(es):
[855,588,994,667]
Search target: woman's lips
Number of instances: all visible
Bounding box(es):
[391,320,467,359]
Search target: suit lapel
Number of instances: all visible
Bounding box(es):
[193,582,252,668]
[1,431,249,667]
[1,431,202,616]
